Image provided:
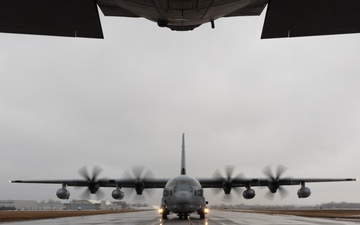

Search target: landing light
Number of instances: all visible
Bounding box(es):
[158,208,163,214]
[204,208,209,214]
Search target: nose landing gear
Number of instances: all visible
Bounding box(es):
[178,213,188,219]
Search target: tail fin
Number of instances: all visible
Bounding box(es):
[181,133,186,175]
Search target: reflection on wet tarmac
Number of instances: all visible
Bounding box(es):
[3,210,359,225]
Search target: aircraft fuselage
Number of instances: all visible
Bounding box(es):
[161,175,206,217]
[97,0,269,31]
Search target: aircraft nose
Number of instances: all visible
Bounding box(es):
[175,189,192,203]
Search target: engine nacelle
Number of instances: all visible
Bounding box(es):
[56,188,70,199]
[243,188,256,199]
[112,188,125,200]
[297,187,311,198]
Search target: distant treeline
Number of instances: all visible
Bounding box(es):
[318,202,360,209]
[210,202,360,209]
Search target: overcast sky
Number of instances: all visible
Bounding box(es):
[1,11,359,207]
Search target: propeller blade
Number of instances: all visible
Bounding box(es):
[278,186,289,199]
[80,189,90,200]
[262,165,290,200]
[78,166,91,181]
[232,186,243,197]
[211,188,223,195]
[133,194,146,202]
[95,189,105,200]
[225,165,235,179]
[212,169,223,179]
[123,188,136,199]
[211,165,245,202]
[222,194,232,202]
[275,165,287,180]
[77,165,104,199]
[143,188,155,198]
[122,170,135,182]
[143,170,155,182]
[262,165,274,179]
[122,166,156,202]
[92,165,103,181]
[132,166,145,179]
[265,190,275,200]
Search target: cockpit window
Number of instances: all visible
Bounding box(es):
[179,180,191,185]
[165,176,202,189]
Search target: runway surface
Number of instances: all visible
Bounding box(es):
[3,210,360,225]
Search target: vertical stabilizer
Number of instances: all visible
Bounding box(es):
[181,133,186,175]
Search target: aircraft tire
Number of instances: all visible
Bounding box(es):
[162,213,168,220]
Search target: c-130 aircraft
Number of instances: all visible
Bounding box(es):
[1,0,360,39]
[11,134,356,219]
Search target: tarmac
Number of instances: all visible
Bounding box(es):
[2,210,360,225]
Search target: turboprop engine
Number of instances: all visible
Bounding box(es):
[112,188,125,200]
[56,188,70,199]
[297,187,311,198]
[242,188,255,199]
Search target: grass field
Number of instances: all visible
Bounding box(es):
[234,209,360,220]
[0,209,138,222]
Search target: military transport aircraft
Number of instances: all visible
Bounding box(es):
[11,134,357,219]
[1,0,360,39]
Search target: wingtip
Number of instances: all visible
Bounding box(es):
[9,180,20,183]
[347,178,358,181]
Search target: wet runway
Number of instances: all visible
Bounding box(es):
[4,210,360,225]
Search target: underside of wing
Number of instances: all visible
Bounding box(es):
[11,178,169,188]
[197,177,356,188]
[262,0,360,38]
[225,0,268,17]
[0,0,103,38]
[11,178,169,200]
[96,0,140,17]
[112,178,169,189]
[10,179,109,187]
[280,178,357,185]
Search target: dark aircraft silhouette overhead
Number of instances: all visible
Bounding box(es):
[0,0,360,38]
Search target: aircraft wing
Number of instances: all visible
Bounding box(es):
[0,0,103,38]
[197,177,357,188]
[10,178,169,188]
[10,179,102,186]
[224,0,268,17]
[262,0,360,38]
[12,177,356,188]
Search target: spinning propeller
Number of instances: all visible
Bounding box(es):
[77,165,105,200]
[262,165,289,199]
[212,165,245,202]
[122,166,155,202]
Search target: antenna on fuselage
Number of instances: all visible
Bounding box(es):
[181,133,186,175]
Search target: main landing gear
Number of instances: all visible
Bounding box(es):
[198,207,208,219]
[159,207,169,220]
[162,213,168,220]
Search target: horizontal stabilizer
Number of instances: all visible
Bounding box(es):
[261,0,360,38]
[0,0,103,38]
